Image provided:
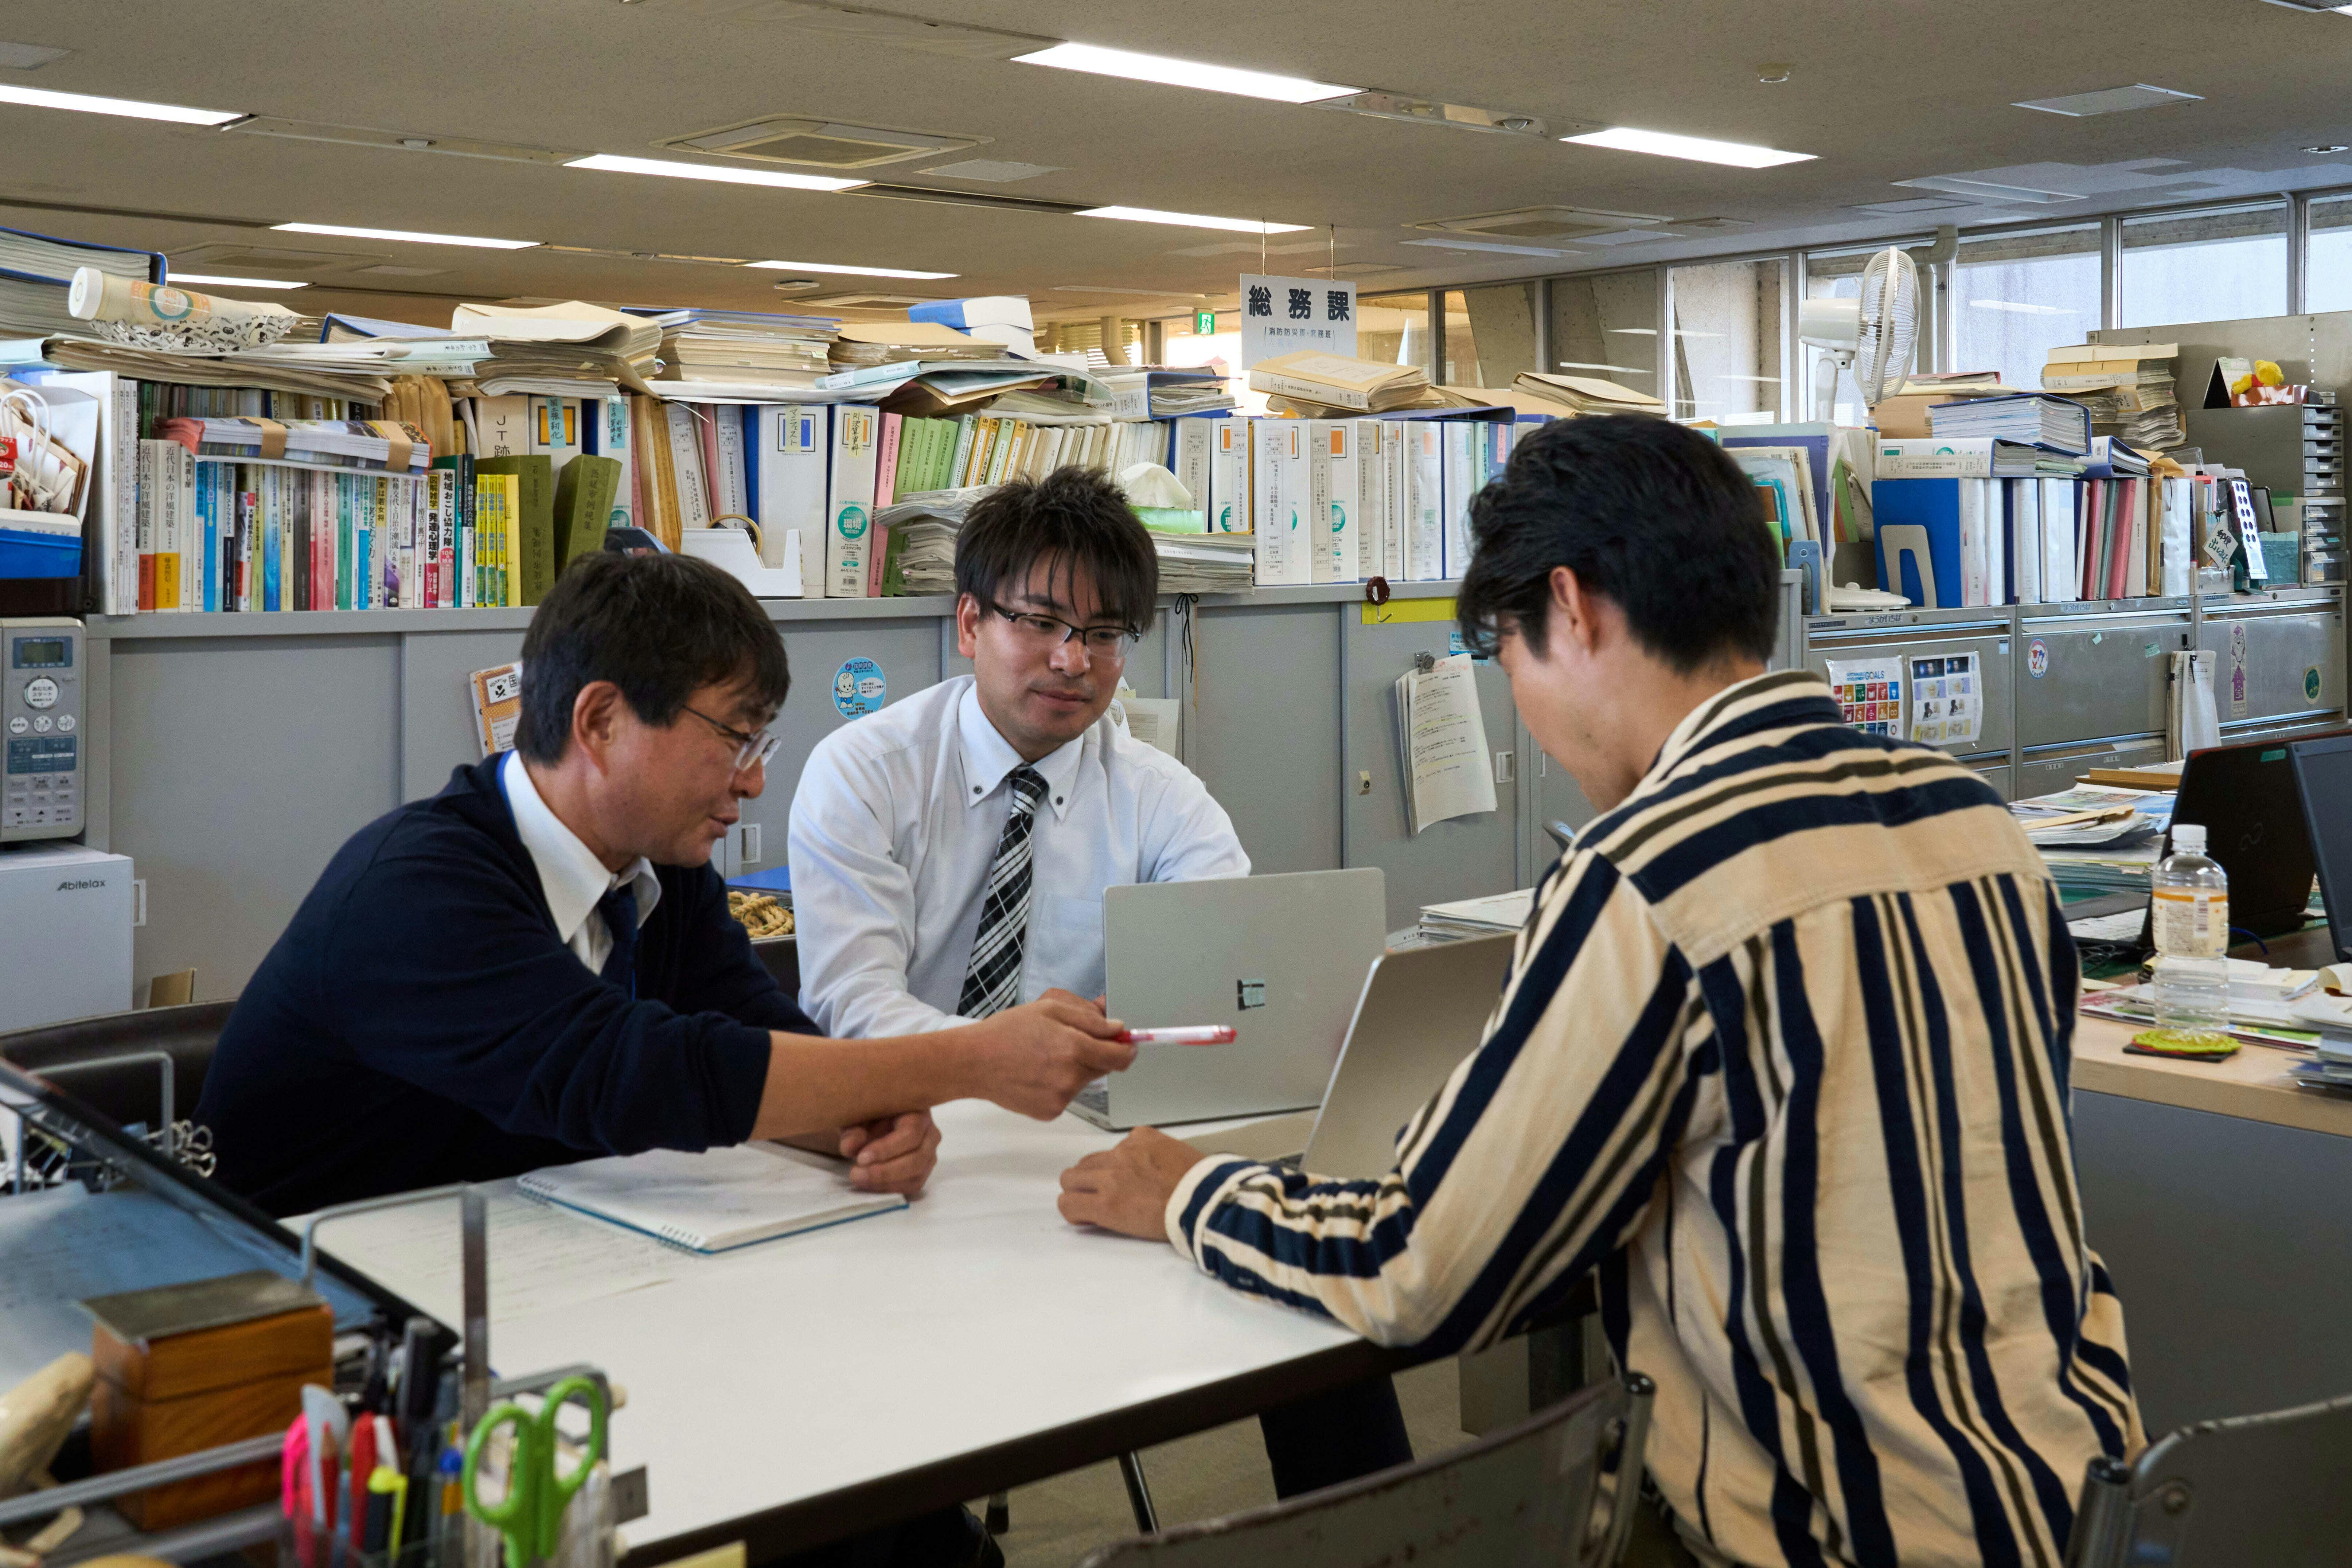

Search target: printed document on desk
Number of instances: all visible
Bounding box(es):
[1393,652,1498,834]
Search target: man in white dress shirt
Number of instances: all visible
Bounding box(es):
[790,466,1413,1501]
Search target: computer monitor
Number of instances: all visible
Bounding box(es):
[2162,730,2349,940]
[2290,734,2352,963]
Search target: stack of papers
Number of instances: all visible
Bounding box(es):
[879,484,1255,595]
[827,320,1002,369]
[874,487,993,594]
[1148,531,1254,593]
[1417,888,1534,942]
[1394,653,1499,834]
[1248,351,1430,413]
[1927,394,2091,455]
[1512,372,1667,415]
[2081,980,2320,1050]
[2020,786,2173,895]
[2042,344,2184,452]
[632,308,837,387]
[0,334,396,401]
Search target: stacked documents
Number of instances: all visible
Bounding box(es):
[2016,785,2173,893]
[632,308,836,387]
[828,320,1003,368]
[1927,394,2091,455]
[1417,888,1534,942]
[1148,531,1254,593]
[2042,344,2184,452]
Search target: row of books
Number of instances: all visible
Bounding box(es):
[132,452,521,613]
[127,430,621,613]
[1872,474,2202,608]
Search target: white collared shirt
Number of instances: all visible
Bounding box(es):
[500,750,661,976]
[788,675,1250,1038]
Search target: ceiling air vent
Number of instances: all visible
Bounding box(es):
[660,116,984,169]
[1410,206,1673,244]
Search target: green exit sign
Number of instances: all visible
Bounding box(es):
[1194,309,1217,335]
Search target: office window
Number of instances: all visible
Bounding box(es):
[2121,202,2287,328]
[1805,241,1937,425]
[1359,292,1433,375]
[1546,268,1661,397]
[2309,196,2352,313]
[1447,282,1539,388]
[1668,257,1786,425]
[1955,224,2100,391]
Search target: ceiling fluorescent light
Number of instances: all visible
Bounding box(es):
[744,258,959,278]
[565,152,867,191]
[1015,43,1356,104]
[1563,126,1814,168]
[1558,361,1654,375]
[2012,84,2201,117]
[0,82,242,125]
[274,222,539,250]
[167,272,309,290]
[1078,207,1309,234]
[1892,175,2084,205]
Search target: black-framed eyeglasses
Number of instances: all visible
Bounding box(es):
[991,605,1139,658]
[680,703,783,771]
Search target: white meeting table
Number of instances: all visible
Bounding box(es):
[316,1102,1429,1563]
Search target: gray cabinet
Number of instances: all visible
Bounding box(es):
[2198,602,2345,733]
[2016,608,2193,751]
[1803,610,2013,764]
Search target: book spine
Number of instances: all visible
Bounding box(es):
[134,440,157,613]
[874,411,902,506]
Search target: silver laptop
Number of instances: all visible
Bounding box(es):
[1299,933,1518,1178]
[1076,868,1386,1130]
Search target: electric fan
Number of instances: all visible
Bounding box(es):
[1796,246,1919,424]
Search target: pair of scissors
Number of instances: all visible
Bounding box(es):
[461,1377,607,1568]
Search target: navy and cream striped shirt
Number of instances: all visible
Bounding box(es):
[1165,671,2141,1568]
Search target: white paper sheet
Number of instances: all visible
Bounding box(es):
[1394,653,1498,833]
[1906,651,1983,748]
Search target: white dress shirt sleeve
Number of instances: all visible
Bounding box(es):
[787,738,969,1040]
[1137,752,1252,885]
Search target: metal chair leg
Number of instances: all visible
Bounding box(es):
[984,1491,1009,1536]
[1116,1451,1159,1534]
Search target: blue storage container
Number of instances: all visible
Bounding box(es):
[0,525,81,579]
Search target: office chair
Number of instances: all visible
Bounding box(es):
[1073,1372,1654,1568]
[2064,1387,2352,1565]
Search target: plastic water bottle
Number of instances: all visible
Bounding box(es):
[2151,823,2231,1035]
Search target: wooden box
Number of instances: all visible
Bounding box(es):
[85,1271,334,1530]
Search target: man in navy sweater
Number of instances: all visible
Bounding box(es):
[198,551,1135,1221]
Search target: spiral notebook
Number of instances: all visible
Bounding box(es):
[516,1142,906,1254]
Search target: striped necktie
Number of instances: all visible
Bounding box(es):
[958,765,1048,1019]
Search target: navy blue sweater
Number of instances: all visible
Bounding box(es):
[198,756,816,1216]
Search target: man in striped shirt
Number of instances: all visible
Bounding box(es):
[1059,416,2141,1568]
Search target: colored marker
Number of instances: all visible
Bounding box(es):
[1117,1026,1237,1045]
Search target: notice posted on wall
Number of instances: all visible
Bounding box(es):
[1907,652,1983,748]
[1822,657,1905,738]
